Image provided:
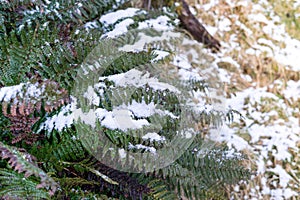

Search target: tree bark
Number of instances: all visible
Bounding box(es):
[177,0,221,52]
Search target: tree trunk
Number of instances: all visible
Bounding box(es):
[177,0,221,52]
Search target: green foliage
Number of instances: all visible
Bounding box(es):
[0,21,98,87]
[0,108,11,143]
[0,0,251,199]
[0,141,58,197]
[161,145,251,199]
[0,168,50,199]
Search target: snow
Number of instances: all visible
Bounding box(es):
[102,18,134,38]
[138,16,174,30]
[142,132,165,142]
[99,69,180,93]
[25,83,44,99]
[217,17,231,32]
[270,188,298,199]
[248,13,269,24]
[100,8,143,25]
[248,124,298,160]
[119,30,181,52]
[204,25,218,36]
[0,82,45,103]
[172,55,193,69]
[205,70,299,198]
[90,98,179,131]
[0,83,25,102]
[95,107,149,131]
[235,20,253,35]
[211,125,250,151]
[126,101,158,118]
[83,86,100,106]
[152,50,170,61]
[221,87,299,159]
[41,95,179,135]
[273,38,300,71]
[247,4,300,71]
[84,21,98,30]
[202,0,219,11]
[41,103,75,132]
[294,0,300,8]
[269,165,292,188]
[283,80,300,100]
[118,148,126,159]
[128,143,156,154]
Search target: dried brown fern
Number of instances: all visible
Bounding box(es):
[1,78,70,145]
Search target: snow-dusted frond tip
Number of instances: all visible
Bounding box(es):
[125,100,178,119]
[40,98,179,133]
[138,15,177,30]
[94,99,178,131]
[0,83,25,102]
[84,21,99,29]
[152,50,170,62]
[102,18,134,38]
[0,82,45,103]
[128,143,157,154]
[119,30,181,52]
[95,107,149,131]
[39,103,75,132]
[142,132,166,142]
[100,8,145,25]
[99,8,147,38]
[99,69,180,93]
[39,67,182,132]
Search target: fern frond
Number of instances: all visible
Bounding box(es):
[28,128,85,174]
[57,158,151,199]
[0,168,50,199]
[157,146,251,199]
[145,178,178,200]
[0,142,58,196]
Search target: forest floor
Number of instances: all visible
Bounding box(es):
[187,0,300,199]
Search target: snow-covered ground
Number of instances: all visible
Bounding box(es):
[193,0,300,198]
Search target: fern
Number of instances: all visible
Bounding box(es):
[0,142,58,196]
[0,168,50,199]
[160,146,251,199]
